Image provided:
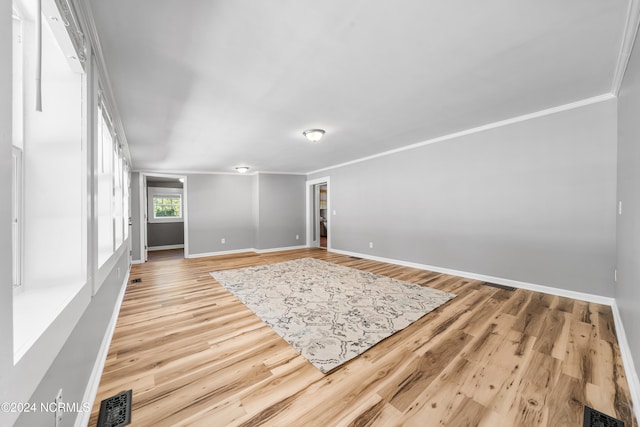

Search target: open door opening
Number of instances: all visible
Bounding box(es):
[306,177,330,250]
[140,173,188,261]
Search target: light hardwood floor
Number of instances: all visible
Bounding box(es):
[89,248,637,426]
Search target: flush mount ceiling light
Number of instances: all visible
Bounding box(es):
[303,129,325,142]
[235,166,250,173]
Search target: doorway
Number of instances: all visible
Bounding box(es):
[306,177,330,250]
[140,173,188,261]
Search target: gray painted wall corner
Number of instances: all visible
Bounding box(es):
[616,21,640,389]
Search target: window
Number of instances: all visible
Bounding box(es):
[153,195,182,219]
[97,99,114,267]
[147,186,183,223]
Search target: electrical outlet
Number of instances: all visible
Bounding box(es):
[55,389,63,427]
[295,234,299,240]
[221,238,226,244]
[369,242,373,249]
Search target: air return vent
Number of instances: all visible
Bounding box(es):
[583,406,624,427]
[482,282,516,291]
[97,389,132,427]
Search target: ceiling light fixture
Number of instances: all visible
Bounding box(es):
[235,166,250,173]
[303,129,325,142]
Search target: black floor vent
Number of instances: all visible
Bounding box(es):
[483,282,516,291]
[97,389,132,427]
[131,278,142,284]
[583,406,624,427]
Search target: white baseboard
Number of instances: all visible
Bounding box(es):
[187,245,311,258]
[329,248,615,305]
[75,270,130,427]
[611,301,640,423]
[131,259,144,265]
[186,248,256,259]
[148,244,184,251]
[255,245,308,254]
[330,248,640,421]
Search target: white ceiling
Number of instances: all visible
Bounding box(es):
[88,0,630,174]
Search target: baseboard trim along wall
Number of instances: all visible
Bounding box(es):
[148,244,184,251]
[75,271,130,427]
[186,246,310,258]
[611,301,640,423]
[329,247,640,419]
[186,248,257,259]
[330,248,614,305]
[255,245,308,254]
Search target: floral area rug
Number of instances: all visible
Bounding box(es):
[210,258,456,373]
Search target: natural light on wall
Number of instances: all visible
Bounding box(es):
[97,94,130,269]
[9,0,135,364]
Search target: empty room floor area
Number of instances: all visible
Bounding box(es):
[89,249,637,426]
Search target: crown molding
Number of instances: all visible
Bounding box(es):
[71,0,131,164]
[307,93,615,176]
[612,0,640,95]
[135,169,306,176]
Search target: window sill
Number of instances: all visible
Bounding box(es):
[148,218,184,224]
[13,278,86,364]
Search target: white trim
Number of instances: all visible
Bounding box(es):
[611,301,640,423]
[186,246,312,258]
[147,186,184,223]
[136,169,306,176]
[307,94,616,175]
[255,171,307,176]
[255,245,308,254]
[612,0,640,95]
[148,244,184,251]
[75,0,131,164]
[330,247,640,416]
[306,177,331,249]
[183,176,190,258]
[74,269,129,427]
[138,173,145,262]
[186,248,256,259]
[131,259,143,265]
[329,248,615,305]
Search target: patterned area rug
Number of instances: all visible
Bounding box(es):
[210,258,456,373]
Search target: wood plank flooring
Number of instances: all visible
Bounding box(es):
[89,248,637,426]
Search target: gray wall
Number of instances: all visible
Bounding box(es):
[187,174,255,254]
[616,26,640,380]
[15,250,130,427]
[147,181,184,248]
[131,172,141,261]
[0,0,14,413]
[255,174,306,250]
[310,100,618,296]
[148,222,184,247]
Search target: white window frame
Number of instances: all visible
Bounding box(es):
[12,147,23,292]
[148,187,183,223]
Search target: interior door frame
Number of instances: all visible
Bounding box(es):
[139,172,188,260]
[305,176,330,250]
